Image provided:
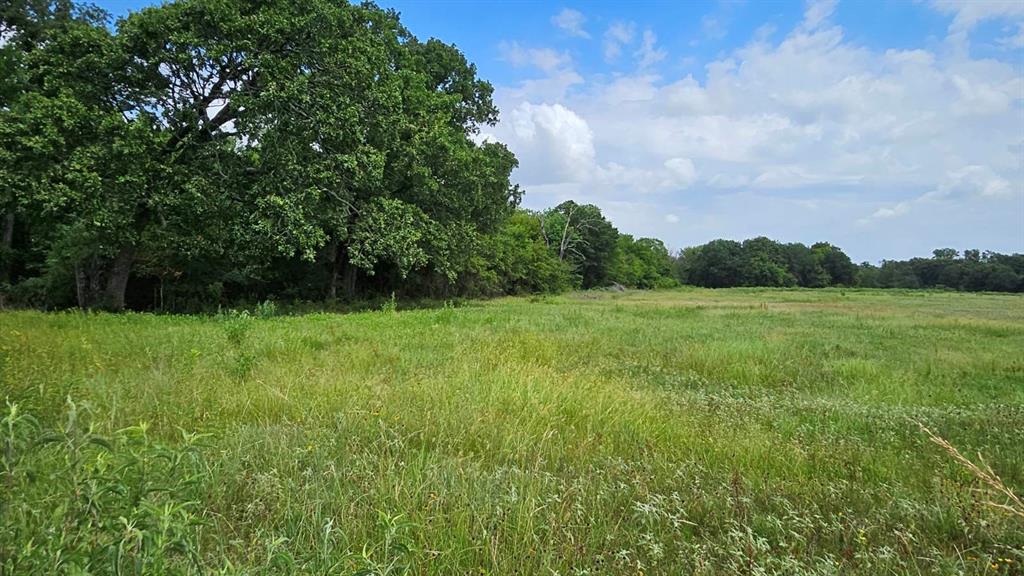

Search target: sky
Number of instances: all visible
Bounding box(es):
[97,0,1024,262]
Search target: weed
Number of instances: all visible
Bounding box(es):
[254,300,278,319]
[222,311,257,381]
[381,293,398,314]
[0,399,209,575]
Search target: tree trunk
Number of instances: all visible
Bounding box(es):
[340,250,357,300]
[75,257,103,309]
[327,241,340,300]
[0,211,13,283]
[73,247,134,310]
[102,246,135,311]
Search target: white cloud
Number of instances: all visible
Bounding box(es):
[862,165,1015,223]
[603,21,636,61]
[707,173,750,189]
[868,202,911,220]
[604,74,659,103]
[930,0,1024,52]
[665,213,680,224]
[509,103,596,184]
[997,23,1024,49]
[498,41,571,74]
[931,0,1024,35]
[634,30,667,69]
[501,71,584,103]
[664,158,697,188]
[496,41,581,102]
[802,0,838,31]
[552,8,589,38]
[933,165,1013,199]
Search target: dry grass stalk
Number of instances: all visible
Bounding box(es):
[915,420,1024,519]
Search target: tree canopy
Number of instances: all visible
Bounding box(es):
[1,0,520,309]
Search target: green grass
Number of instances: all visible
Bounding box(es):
[2,288,1023,574]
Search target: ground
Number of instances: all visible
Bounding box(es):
[2,288,1023,574]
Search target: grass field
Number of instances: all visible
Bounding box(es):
[2,288,1023,575]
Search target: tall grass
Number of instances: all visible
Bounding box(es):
[1,288,1022,574]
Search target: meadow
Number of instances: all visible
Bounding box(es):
[2,288,1023,575]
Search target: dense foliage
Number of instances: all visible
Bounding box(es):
[857,249,1024,292]
[675,238,1023,293]
[675,238,858,289]
[0,0,520,310]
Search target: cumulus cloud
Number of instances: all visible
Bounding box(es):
[508,103,596,184]
[930,0,1024,52]
[552,8,589,38]
[488,0,1024,259]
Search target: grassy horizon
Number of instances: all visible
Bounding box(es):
[2,288,1023,574]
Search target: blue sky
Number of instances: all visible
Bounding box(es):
[98,0,1023,262]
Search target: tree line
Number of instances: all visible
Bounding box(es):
[1,1,1019,312]
[674,239,1023,292]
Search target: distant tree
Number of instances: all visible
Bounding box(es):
[741,237,790,287]
[985,264,1021,292]
[855,262,880,288]
[989,252,1024,278]
[539,201,618,288]
[936,262,964,290]
[784,243,829,287]
[682,239,745,288]
[812,242,857,286]
[878,261,921,289]
[673,245,701,285]
[482,210,572,294]
[1,6,161,309]
[610,235,674,288]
